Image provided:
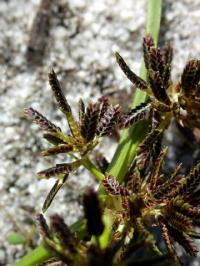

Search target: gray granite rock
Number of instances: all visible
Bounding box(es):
[1,0,200,265]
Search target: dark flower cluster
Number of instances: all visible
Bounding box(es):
[25,35,200,265]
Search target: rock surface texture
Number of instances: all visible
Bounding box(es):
[0,0,200,265]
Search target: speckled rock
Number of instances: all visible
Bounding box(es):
[1,0,200,265]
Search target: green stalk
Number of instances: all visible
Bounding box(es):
[108,0,162,181]
[14,1,163,265]
[83,156,105,181]
[14,245,51,266]
[97,0,163,249]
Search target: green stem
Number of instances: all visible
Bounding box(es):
[97,0,163,254]
[108,0,162,182]
[13,245,51,266]
[70,153,104,181]
[83,156,105,181]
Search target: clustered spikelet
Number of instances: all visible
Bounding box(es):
[37,213,81,265]
[116,34,200,129]
[149,147,168,190]
[80,103,100,142]
[26,35,200,265]
[103,175,129,196]
[27,65,165,211]
[135,128,162,171]
[96,104,121,136]
[48,69,72,115]
[25,69,124,211]
[181,59,200,95]
[37,160,82,178]
[24,108,60,132]
[38,135,200,265]
[115,52,149,92]
[37,192,122,266]
[41,144,74,157]
[102,131,200,265]
[119,100,151,129]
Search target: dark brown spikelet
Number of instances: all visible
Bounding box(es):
[119,101,151,129]
[153,174,182,200]
[43,132,65,145]
[78,98,85,123]
[181,59,200,96]
[148,47,165,76]
[103,175,129,196]
[159,219,178,262]
[36,213,51,238]
[126,162,141,193]
[41,144,74,156]
[140,128,162,150]
[163,64,172,90]
[148,70,171,105]
[98,96,110,120]
[143,34,155,70]
[136,148,150,172]
[25,108,60,132]
[149,148,168,190]
[50,214,77,253]
[38,160,82,178]
[166,162,200,200]
[143,37,173,92]
[127,172,141,194]
[48,69,71,115]
[83,188,104,236]
[151,131,163,161]
[48,72,83,141]
[162,42,173,88]
[168,226,198,257]
[115,52,149,91]
[42,175,68,212]
[176,205,200,220]
[80,103,100,142]
[167,211,193,232]
[162,42,173,66]
[97,104,121,136]
[179,161,200,197]
[136,128,162,171]
[38,164,72,178]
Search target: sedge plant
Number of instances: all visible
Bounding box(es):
[14,0,200,265]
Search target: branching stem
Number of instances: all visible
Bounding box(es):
[108,0,162,182]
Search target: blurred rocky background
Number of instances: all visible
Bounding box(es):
[0,0,200,265]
